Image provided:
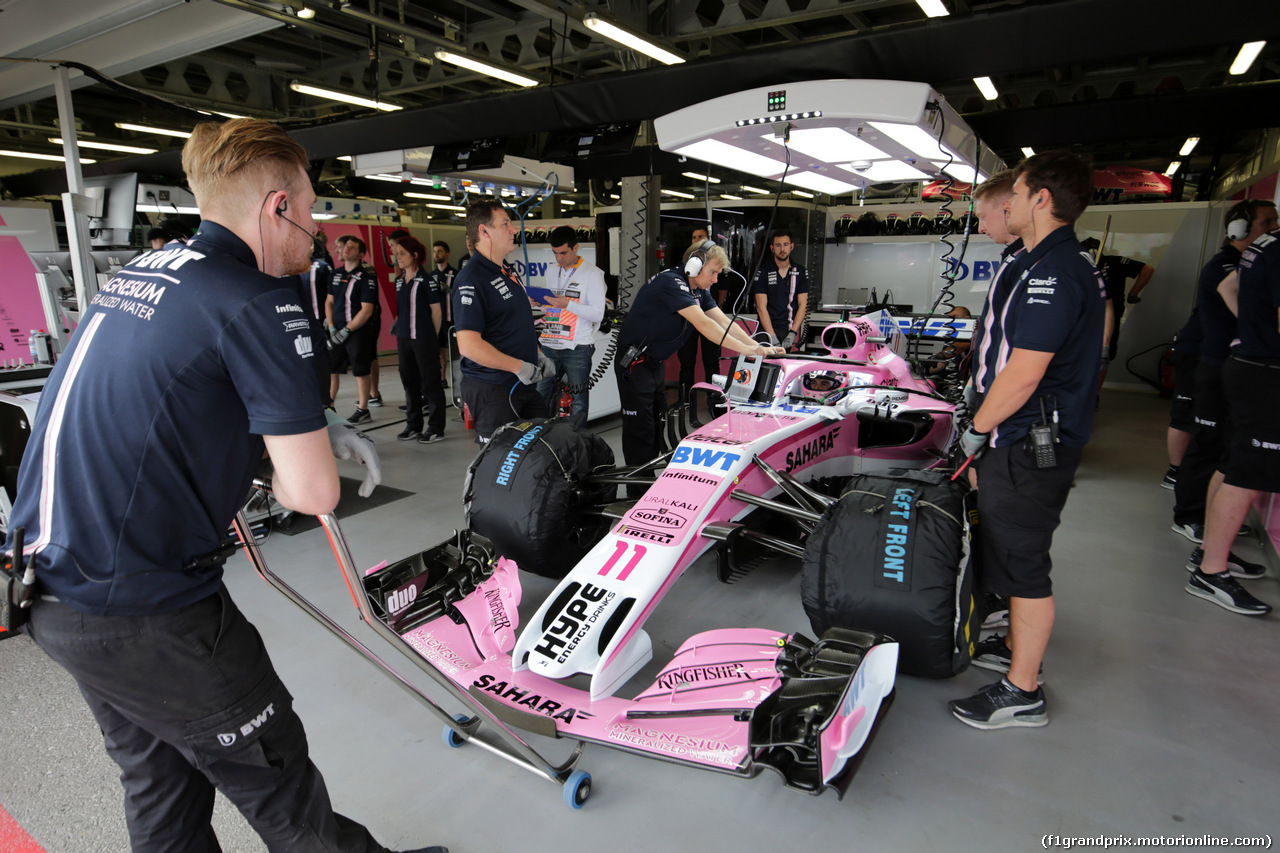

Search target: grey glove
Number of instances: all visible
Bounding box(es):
[766,332,779,347]
[326,416,382,497]
[958,424,989,459]
[537,352,556,382]
[516,360,541,385]
[330,326,351,346]
[780,330,797,351]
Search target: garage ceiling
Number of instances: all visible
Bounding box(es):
[2,0,1278,202]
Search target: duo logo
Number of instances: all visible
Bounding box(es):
[670,445,741,472]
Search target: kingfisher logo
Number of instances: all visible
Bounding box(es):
[670,445,741,472]
[630,507,687,529]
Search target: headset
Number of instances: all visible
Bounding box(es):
[1225,200,1257,242]
[683,239,717,277]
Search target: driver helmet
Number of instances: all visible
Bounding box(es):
[800,370,851,403]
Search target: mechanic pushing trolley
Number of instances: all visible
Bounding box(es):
[2,119,442,853]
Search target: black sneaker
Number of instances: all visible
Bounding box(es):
[1185,569,1272,616]
[348,407,371,424]
[397,427,421,441]
[970,635,1044,684]
[1185,547,1266,580]
[398,404,409,412]
[367,395,383,407]
[1171,522,1204,543]
[948,678,1047,730]
[418,431,444,444]
[1161,466,1178,490]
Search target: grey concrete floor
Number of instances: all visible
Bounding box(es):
[2,387,1277,853]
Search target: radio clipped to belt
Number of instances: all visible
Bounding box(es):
[1028,395,1060,469]
[1,526,38,639]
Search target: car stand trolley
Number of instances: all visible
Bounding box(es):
[233,492,899,809]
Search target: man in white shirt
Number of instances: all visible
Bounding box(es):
[537,225,607,420]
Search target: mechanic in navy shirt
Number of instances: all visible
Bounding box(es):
[430,240,457,385]
[1171,200,1278,541]
[294,236,334,405]
[950,151,1107,732]
[326,236,381,423]
[615,240,780,490]
[393,234,447,443]
[752,229,809,351]
[452,199,553,442]
[2,119,432,853]
[1184,218,1280,617]
[676,225,724,391]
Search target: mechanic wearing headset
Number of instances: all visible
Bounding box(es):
[614,240,782,493]
[1181,207,1280,617]
[950,151,1107,731]
[677,224,725,391]
[452,199,554,443]
[0,119,436,853]
[1171,199,1279,544]
[752,229,809,351]
[536,225,607,420]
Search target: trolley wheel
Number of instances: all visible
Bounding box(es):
[563,770,591,809]
[442,714,471,749]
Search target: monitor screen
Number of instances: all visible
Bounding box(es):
[83,172,140,248]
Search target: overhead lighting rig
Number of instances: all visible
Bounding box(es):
[654,80,1004,197]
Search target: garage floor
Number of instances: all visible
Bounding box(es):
[2,386,1276,853]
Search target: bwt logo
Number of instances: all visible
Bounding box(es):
[670,445,741,472]
[940,258,1001,281]
[216,702,277,746]
[510,261,552,279]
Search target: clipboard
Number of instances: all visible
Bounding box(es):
[524,285,557,305]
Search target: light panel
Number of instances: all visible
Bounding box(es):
[915,0,949,16]
[766,127,887,162]
[661,189,695,199]
[404,192,451,201]
[1021,147,1036,158]
[49,138,157,155]
[973,76,999,101]
[682,171,720,183]
[433,50,539,88]
[1179,137,1200,156]
[0,149,96,163]
[938,162,990,185]
[290,81,403,111]
[839,160,934,183]
[1164,161,1181,177]
[115,122,191,139]
[673,139,788,178]
[782,171,858,195]
[582,14,685,65]
[1229,41,1265,75]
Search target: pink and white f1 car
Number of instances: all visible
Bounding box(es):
[236,311,962,808]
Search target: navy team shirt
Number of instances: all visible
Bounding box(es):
[330,263,378,326]
[395,268,441,340]
[751,259,809,332]
[977,225,1107,448]
[3,222,327,615]
[1196,244,1242,366]
[452,251,538,384]
[1234,228,1280,358]
[618,268,717,361]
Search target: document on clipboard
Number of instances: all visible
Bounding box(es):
[524,285,557,305]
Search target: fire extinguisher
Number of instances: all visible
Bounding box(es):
[655,239,666,265]
[558,390,573,418]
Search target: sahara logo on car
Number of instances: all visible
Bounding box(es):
[472,674,595,724]
[670,445,742,472]
[630,507,687,529]
[784,426,841,473]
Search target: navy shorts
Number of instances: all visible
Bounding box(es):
[976,442,1082,599]
[1220,356,1280,492]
